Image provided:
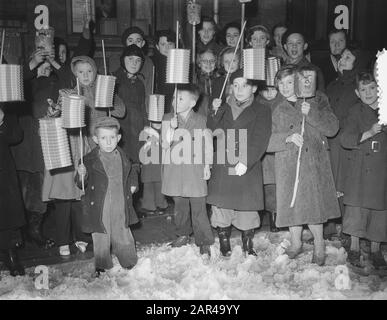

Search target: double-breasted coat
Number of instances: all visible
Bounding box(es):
[206,99,272,211]
[0,112,25,231]
[340,102,387,211]
[267,91,341,227]
[75,147,139,234]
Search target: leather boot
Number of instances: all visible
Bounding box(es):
[2,248,25,277]
[242,229,257,256]
[27,211,55,249]
[270,211,280,233]
[217,226,231,257]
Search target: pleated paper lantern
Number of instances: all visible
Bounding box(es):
[376,49,387,125]
[148,94,165,122]
[0,64,24,102]
[95,75,116,108]
[39,118,72,170]
[61,94,86,128]
[35,27,55,52]
[295,70,317,98]
[266,57,281,87]
[187,2,201,25]
[166,49,190,84]
[243,48,266,80]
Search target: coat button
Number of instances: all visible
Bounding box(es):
[90,201,94,205]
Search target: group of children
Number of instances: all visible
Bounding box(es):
[1,16,386,278]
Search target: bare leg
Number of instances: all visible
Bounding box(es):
[309,224,325,265]
[286,226,303,258]
[370,241,380,253]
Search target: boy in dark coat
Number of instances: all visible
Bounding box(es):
[0,107,25,276]
[340,72,387,269]
[207,69,272,257]
[76,117,139,277]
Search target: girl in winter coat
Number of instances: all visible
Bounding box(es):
[267,65,340,265]
[340,72,387,270]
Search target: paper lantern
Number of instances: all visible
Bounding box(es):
[61,94,86,128]
[35,27,55,52]
[39,118,72,170]
[95,75,116,109]
[243,48,266,80]
[148,94,165,122]
[266,57,281,87]
[295,70,317,98]
[376,49,387,125]
[166,49,190,84]
[0,64,24,102]
[187,2,201,25]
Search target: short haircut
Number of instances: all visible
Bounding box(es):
[327,28,348,41]
[177,83,200,102]
[94,125,120,136]
[217,46,241,71]
[272,22,288,36]
[281,29,306,47]
[247,25,271,44]
[197,16,218,33]
[155,29,176,44]
[274,64,297,88]
[356,71,376,88]
[221,21,241,45]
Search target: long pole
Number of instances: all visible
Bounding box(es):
[79,128,85,193]
[241,3,245,51]
[1,29,6,64]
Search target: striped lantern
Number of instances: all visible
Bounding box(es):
[61,94,86,128]
[166,49,190,84]
[95,75,116,108]
[243,48,266,80]
[266,57,281,87]
[148,94,165,122]
[187,2,201,25]
[0,64,24,102]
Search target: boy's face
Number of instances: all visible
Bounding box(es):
[157,36,175,57]
[284,33,307,61]
[260,87,278,101]
[75,62,95,86]
[124,55,142,74]
[223,52,239,74]
[232,77,257,102]
[329,32,346,57]
[278,74,295,98]
[58,44,67,64]
[173,90,196,114]
[199,22,215,45]
[126,33,145,48]
[249,30,269,49]
[226,27,240,47]
[92,127,121,153]
[356,81,378,106]
[198,52,216,74]
[274,26,287,47]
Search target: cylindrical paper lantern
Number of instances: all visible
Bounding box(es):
[148,94,165,122]
[95,75,116,108]
[61,94,86,128]
[35,27,55,52]
[295,70,317,98]
[0,64,24,102]
[39,118,72,170]
[187,2,201,25]
[166,49,190,84]
[266,57,281,87]
[243,48,266,80]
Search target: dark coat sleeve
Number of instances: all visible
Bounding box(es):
[129,161,139,189]
[0,113,23,146]
[340,106,363,150]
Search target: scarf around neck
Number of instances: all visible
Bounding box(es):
[228,94,254,120]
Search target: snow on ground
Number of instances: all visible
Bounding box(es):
[1,231,387,300]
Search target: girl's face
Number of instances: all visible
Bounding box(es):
[75,62,95,86]
[249,30,269,49]
[278,74,296,98]
[198,52,216,74]
[223,52,239,74]
[157,36,175,57]
[232,77,257,102]
[198,21,216,45]
[226,27,240,47]
[356,81,378,106]
[124,55,142,75]
[273,26,287,47]
[260,87,278,101]
[58,44,67,64]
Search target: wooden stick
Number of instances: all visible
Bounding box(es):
[151,65,155,94]
[290,114,305,208]
[0,29,5,64]
[102,39,107,75]
[79,128,85,193]
[174,84,177,116]
[240,3,245,51]
[176,20,179,49]
[218,20,247,100]
[76,77,80,95]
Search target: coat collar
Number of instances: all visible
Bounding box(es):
[223,101,259,129]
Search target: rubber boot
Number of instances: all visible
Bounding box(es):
[27,211,55,249]
[2,248,25,277]
[270,212,280,233]
[217,226,231,257]
[242,229,257,256]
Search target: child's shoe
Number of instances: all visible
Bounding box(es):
[311,242,326,266]
[59,245,70,256]
[347,250,362,267]
[94,268,105,278]
[285,245,303,259]
[169,235,190,247]
[75,241,88,253]
[200,245,211,257]
[242,229,257,256]
[370,251,387,270]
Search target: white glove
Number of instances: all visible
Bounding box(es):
[234,162,247,176]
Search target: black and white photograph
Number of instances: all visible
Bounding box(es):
[0,0,387,304]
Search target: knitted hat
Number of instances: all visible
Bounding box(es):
[92,116,120,135]
[229,68,244,83]
[121,26,145,46]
